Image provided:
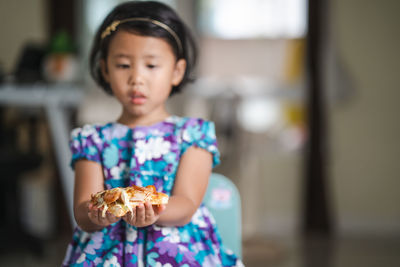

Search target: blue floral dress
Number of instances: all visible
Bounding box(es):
[62,116,243,267]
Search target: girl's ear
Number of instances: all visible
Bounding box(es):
[100,59,110,83]
[172,59,187,86]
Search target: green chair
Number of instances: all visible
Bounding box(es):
[204,173,242,258]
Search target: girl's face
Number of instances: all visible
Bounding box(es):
[101,30,186,125]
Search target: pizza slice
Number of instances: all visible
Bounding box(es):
[91,185,169,217]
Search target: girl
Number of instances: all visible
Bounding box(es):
[62,1,243,266]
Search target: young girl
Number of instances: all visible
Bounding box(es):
[62,1,243,266]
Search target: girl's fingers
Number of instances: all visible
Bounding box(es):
[88,207,120,226]
[88,210,100,224]
[136,204,145,222]
[96,210,105,222]
[128,211,135,223]
[106,211,117,222]
[97,203,163,227]
[144,202,155,219]
[156,204,166,214]
[124,211,135,224]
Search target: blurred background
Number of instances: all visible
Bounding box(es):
[0,0,399,266]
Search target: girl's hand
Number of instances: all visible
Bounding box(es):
[87,202,120,228]
[123,202,166,227]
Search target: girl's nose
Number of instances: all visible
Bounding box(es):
[128,67,143,85]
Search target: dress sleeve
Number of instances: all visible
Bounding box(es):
[181,118,221,168]
[69,124,102,169]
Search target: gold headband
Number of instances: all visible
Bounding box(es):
[101,17,183,55]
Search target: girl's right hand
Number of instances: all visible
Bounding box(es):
[87,202,120,228]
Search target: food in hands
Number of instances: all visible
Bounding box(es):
[91,185,169,217]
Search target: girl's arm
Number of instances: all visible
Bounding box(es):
[156,146,213,226]
[73,160,119,232]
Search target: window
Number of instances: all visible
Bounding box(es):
[198,0,307,39]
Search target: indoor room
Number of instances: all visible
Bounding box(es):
[0,0,399,266]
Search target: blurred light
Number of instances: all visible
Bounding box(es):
[199,0,307,39]
[237,97,281,133]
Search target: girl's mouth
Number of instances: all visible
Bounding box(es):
[131,96,146,105]
[130,93,147,105]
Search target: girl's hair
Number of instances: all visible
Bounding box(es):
[89,1,198,96]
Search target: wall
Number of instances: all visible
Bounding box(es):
[329,0,400,236]
[0,0,47,74]
[198,38,287,80]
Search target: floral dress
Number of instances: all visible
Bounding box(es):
[62,116,243,267]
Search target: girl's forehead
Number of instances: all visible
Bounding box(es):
[108,31,175,57]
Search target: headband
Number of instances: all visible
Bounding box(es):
[101,17,183,55]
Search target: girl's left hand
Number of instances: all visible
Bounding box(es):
[123,202,166,227]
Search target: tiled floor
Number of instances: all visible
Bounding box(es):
[1,233,399,266]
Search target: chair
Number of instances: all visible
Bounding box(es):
[203,173,242,258]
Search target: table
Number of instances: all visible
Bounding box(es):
[0,83,85,228]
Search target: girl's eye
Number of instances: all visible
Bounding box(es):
[117,64,130,69]
[147,64,157,69]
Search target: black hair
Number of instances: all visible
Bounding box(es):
[89,1,198,96]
